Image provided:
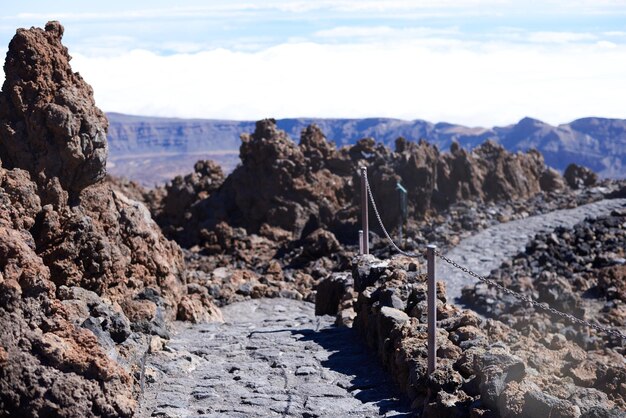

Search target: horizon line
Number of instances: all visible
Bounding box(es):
[105,111,624,129]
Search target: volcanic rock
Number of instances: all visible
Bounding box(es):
[539,167,567,192]
[153,120,567,256]
[0,21,108,194]
[314,272,352,316]
[0,22,222,418]
[0,166,136,417]
[564,163,598,189]
[350,254,625,416]
[461,208,626,346]
[155,159,225,246]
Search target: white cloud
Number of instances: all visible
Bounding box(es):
[10,4,266,22]
[313,26,460,40]
[8,0,622,24]
[69,37,626,127]
[526,31,597,44]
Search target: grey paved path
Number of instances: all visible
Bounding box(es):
[138,298,412,418]
[440,198,626,302]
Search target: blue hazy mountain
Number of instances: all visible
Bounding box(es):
[107,113,626,182]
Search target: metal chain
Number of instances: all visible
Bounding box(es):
[364,175,423,260]
[362,171,626,340]
[436,251,626,340]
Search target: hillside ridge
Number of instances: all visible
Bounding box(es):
[106,113,626,182]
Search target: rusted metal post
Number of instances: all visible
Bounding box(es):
[360,167,369,255]
[358,230,364,255]
[427,244,437,375]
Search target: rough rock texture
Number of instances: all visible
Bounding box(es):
[314,271,358,327]
[152,120,565,252]
[350,255,625,417]
[439,197,626,302]
[565,163,598,189]
[0,22,221,418]
[139,299,412,417]
[154,160,225,247]
[461,207,626,352]
[0,21,107,194]
[142,120,624,332]
[143,120,584,311]
[104,175,155,209]
[0,164,137,417]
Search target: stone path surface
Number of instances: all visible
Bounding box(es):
[138,298,411,418]
[441,198,626,302]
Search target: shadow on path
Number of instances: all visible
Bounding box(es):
[294,323,415,417]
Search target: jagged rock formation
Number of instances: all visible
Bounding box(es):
[154,119,566,253]
[0,166,136,417]
[153,160,225,247]
[0,21,108,195]
[0,22,220,418]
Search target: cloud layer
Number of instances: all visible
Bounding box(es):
[1,1,625,126]
[72,35,626,127]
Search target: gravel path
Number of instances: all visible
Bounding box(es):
[440,198,626,302]
[138,298,411,418]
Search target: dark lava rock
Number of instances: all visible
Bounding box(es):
[150,120,565,253]
[315,272,352,316]
[352,255,625,416]
[564,163,598,189]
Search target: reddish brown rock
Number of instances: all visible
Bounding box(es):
[597,265,626,302]
[35,185,186,315]
[151,120,565,259]
[0,21,108,194]
[0,22,222,418]
[350,255,625,417]
[0,210,136,417]
[155,160,225,246]
[177,293,224,323]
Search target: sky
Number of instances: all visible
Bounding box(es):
[1,1,625,127]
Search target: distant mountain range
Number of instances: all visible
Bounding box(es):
[106,113,626,184]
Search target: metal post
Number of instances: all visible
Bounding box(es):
[396,182,407,247]
[358,230,364,255]
[360,167,369,255]
[426,245,437,375]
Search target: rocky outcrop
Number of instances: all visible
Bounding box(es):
[142,121,575,316]
[153,120,566,254]
[0,21,107,194]
[0,22,221,418]
[154,159,225,247]
[349,255,625,416]
[564,163,598,189]
[0,164,137,417]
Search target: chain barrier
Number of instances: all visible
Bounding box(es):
[435,251,626,340]
[363,173,626,340]
[364,175,424,261]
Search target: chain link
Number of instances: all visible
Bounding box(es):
[362,171,626,340]
[435,251,626,340]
